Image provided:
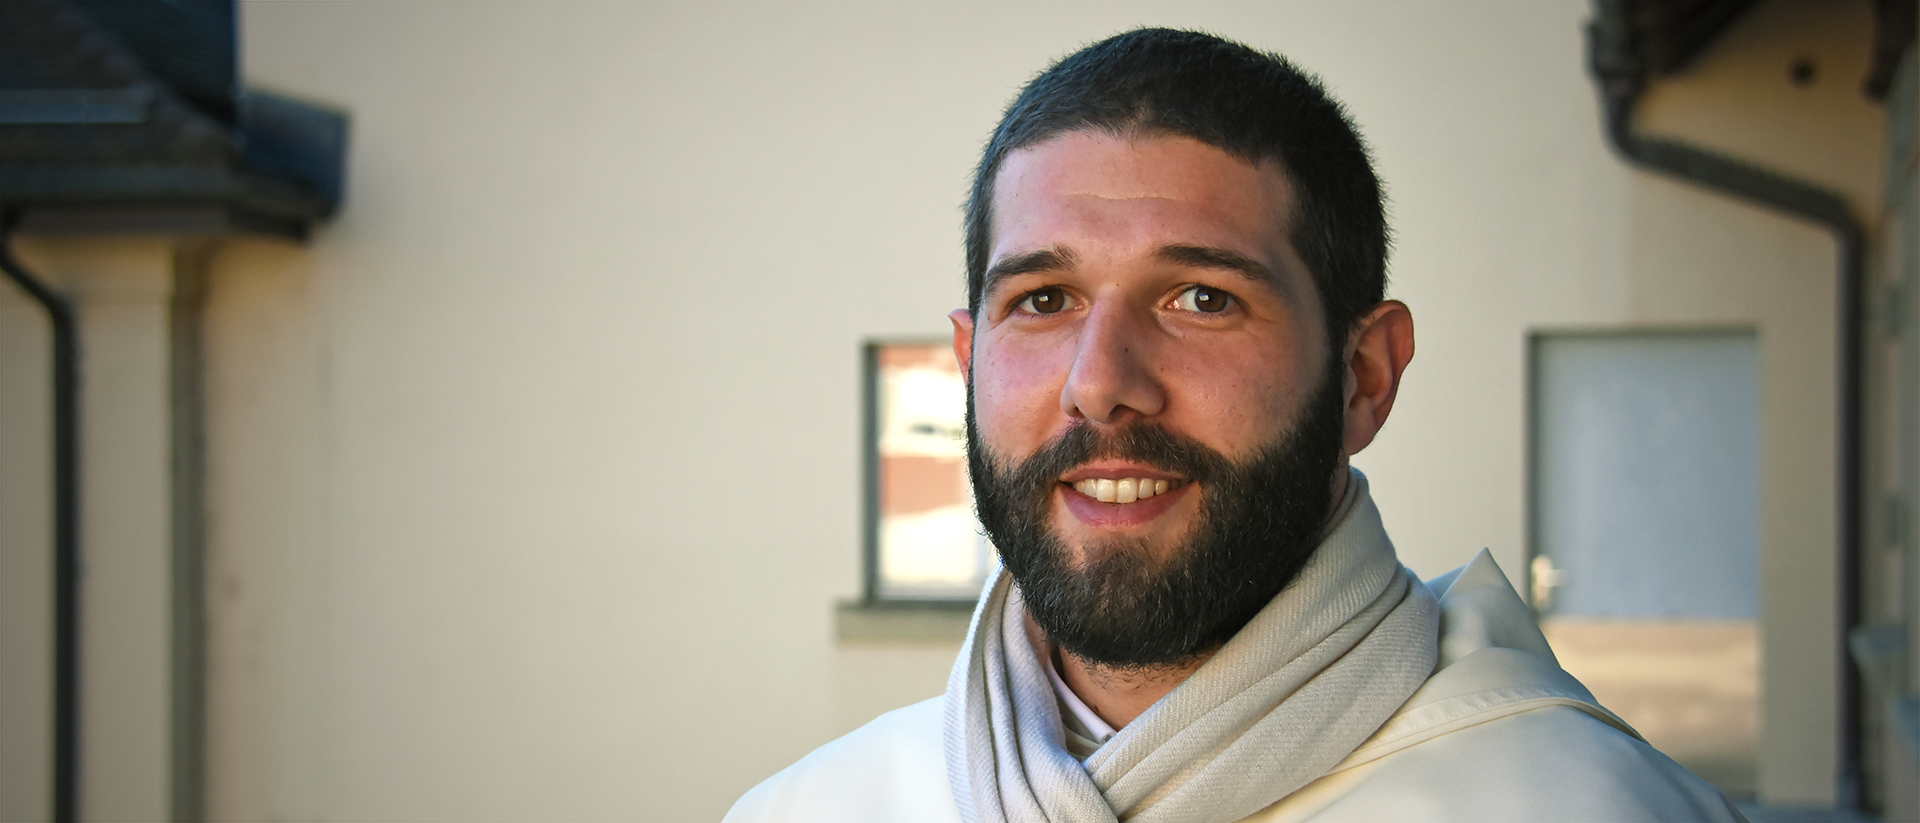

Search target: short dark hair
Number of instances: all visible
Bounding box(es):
[964,28,1389,348]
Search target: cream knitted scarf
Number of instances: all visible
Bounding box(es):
[943,471,1440,823]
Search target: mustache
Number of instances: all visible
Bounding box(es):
[981,420,1236,499]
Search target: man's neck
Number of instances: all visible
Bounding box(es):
[1020,611,1210,728]
[1061,643,1213,730]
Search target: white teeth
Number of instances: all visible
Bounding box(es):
[1071,477,1173,503]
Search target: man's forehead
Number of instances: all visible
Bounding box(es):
[985,130,1306,298]
[994,131,1292,210]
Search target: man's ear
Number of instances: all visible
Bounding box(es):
[1341,300,1414,456]
[950,308,975,386]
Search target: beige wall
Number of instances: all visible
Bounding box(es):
[0,1,1887,819]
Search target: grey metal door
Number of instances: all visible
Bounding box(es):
[1528,329,1764,796]
[1530,331,1761,619]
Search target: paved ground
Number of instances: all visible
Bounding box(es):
[1532,620,1885,820]
[1737,801,1879,822]
[1541,619,1760,797]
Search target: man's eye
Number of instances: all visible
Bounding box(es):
[1017,287,1073,315]
[1173,285,1233,313]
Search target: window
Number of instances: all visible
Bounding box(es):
[863,341,994,602]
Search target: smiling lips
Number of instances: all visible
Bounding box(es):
[1071,477,1175,504]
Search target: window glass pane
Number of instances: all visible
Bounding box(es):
[873,343,994,599]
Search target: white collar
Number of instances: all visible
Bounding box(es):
[1045,648,1117,746]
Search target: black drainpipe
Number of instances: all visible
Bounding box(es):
[1587,1,1867,806]
[0,211,82,823]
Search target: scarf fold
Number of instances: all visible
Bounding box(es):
[943,470,1441,823]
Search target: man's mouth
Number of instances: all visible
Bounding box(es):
[1066,477,1185,504]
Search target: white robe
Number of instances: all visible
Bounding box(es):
[727,551,1745,822]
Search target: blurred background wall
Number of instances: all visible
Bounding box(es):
[0,1,1909,820]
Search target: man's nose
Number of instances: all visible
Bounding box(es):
[1060,302,1166,424]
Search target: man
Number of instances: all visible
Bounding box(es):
[729,29,1743,822]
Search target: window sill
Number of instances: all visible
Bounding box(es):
[835,600,974,643]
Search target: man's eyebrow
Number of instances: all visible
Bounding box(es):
[982,247,1079,295]
[1156,244,1279,287]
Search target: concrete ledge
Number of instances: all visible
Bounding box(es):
[835,600,973,643]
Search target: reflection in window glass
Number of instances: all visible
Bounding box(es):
[870,342,995,600]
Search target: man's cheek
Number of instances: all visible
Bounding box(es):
[980,360,1071,435]
[1189,346,1312,435]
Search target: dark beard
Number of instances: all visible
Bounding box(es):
[967,361,1346,669]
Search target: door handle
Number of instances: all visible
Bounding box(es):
[1530,554,1568,613]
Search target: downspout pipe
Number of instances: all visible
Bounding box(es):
[1587,1,1867,806]
[0,211,82,823]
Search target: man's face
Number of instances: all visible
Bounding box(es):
[953,131,1347,665]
